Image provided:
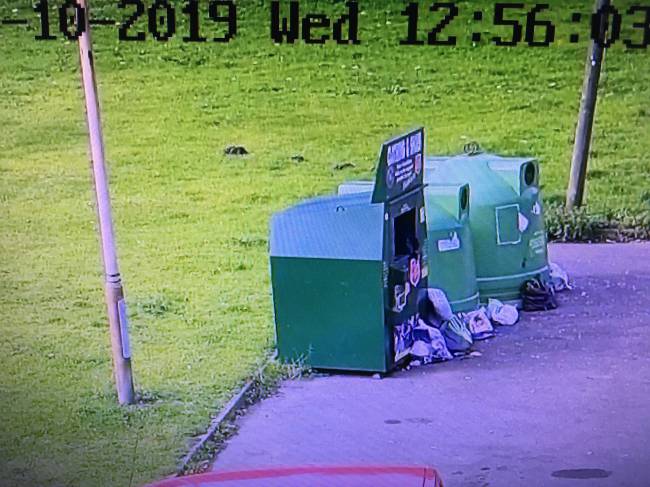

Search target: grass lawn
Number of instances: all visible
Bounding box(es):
[1,0,648,485]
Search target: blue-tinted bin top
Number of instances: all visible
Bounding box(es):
[270,192,385,261]
[425,153,536,178]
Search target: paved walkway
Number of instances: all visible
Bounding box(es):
[212,243,650,486]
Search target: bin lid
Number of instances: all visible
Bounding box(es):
[425,153,538,202]
[270,192,384,261]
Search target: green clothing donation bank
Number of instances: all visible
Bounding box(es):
[339,181,479,313]
[270,129,428,372]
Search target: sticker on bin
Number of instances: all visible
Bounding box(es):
[409,257,421,287]
[529,230,546,255]
[518,212,530,232]
[437,232,460,252]
[394,284,409,313]
[386,165,396,188]
[414,154,423,175]
[394,316,417,362]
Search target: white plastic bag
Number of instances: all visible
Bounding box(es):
[464,308,495,340]
[487,299,519,326]
[549,262,573,292]
[441,315,473,352]
[412,319,453,362]
[426,288,453,322]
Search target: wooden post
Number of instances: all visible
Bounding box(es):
[77,0,135,405]
[566,0,610,211]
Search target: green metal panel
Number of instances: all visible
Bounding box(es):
[424,184,479,312]
[270,192,388,371]
[425,154,549,304]
[271,257,388,372]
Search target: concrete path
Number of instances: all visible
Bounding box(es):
[212,243,650,486]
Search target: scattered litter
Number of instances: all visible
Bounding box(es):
[549,262,573,291]
[372,373,382,380]
[522,277,558,311]
[440,315,473,353]
[224,145,249,155]
[487,299,519,326]
[420,288,453,328]
[400,271,566,369]
[464,308,495,340]
[410,319,453,362]
[291,154,305,162]
[411,340,432,360]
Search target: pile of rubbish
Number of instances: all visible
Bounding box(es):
[406,262,571,368]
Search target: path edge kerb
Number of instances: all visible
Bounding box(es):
[176,350,278,475]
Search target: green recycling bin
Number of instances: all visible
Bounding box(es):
[339,181,479,313]
[425,153,549,305]
[423,184,479,312]
[270,128,428,372]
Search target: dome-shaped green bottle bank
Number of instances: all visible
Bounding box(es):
[425,153,549,305]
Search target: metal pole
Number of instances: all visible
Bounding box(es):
[77,0,135,405]
[566,0,610,211]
